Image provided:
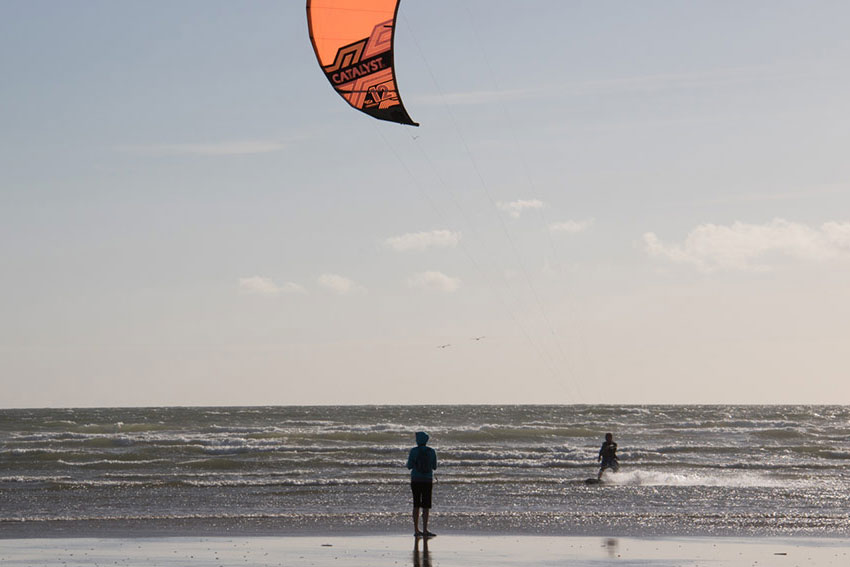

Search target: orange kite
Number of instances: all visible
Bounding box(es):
[307,0,419,126]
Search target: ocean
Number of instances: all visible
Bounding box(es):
[1,405,849,538]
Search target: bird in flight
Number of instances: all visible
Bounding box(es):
[471,336,485,341]
[437,344,451,349]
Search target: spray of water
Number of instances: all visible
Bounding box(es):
[604,469,785,488]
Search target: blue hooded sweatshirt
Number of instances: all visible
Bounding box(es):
[406,431,437,481]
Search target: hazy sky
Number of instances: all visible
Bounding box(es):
[2,1,850,408]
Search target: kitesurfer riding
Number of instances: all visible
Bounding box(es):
[597,432,619,480]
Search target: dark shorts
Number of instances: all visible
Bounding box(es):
[600,458,619,471]
[411,480,433,509]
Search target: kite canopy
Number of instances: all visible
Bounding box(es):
[306,0,419,126]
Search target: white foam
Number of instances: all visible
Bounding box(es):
[603,469,785,488]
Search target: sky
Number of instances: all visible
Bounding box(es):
[2,0,850,408]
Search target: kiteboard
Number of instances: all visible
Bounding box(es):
[584,478,603,485]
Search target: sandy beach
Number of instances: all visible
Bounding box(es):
[2,535,849,567]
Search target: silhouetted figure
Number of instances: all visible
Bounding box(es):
[407,431,437,537]
[598,432,619,480]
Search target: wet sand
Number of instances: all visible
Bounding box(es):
[2,535,849,567]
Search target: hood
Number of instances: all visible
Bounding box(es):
[415,431,429,446]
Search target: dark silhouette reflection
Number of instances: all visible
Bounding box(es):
[602,538,619,558]
[412,535,431,567]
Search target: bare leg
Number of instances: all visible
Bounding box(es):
[422,508,430,533]
[413,507,420,534]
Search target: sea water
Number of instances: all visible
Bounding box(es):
[1,405,849,537]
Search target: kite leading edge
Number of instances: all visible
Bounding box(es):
[306,0,419,126]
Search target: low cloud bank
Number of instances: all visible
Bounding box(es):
[644,219,850,271]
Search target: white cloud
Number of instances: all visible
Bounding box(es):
[414,64,801,107]
[318,273,365,295]
[644,219,850,272]
[414,87,542,106]
[121,140,288,156]
[385,230,461,252]
[407,271,462,293]
[277,282,308,294]
[550,219,595,234]
[567,62,807,99]
[497,199,545,218]
[238,276,306,296]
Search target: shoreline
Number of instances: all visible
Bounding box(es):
[4,512,850,540]
[2,534,849,567]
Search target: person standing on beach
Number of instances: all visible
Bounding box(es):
[598,432,619,480]
[407,431,437,538]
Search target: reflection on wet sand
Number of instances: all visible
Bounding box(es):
[413,536,431,567]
